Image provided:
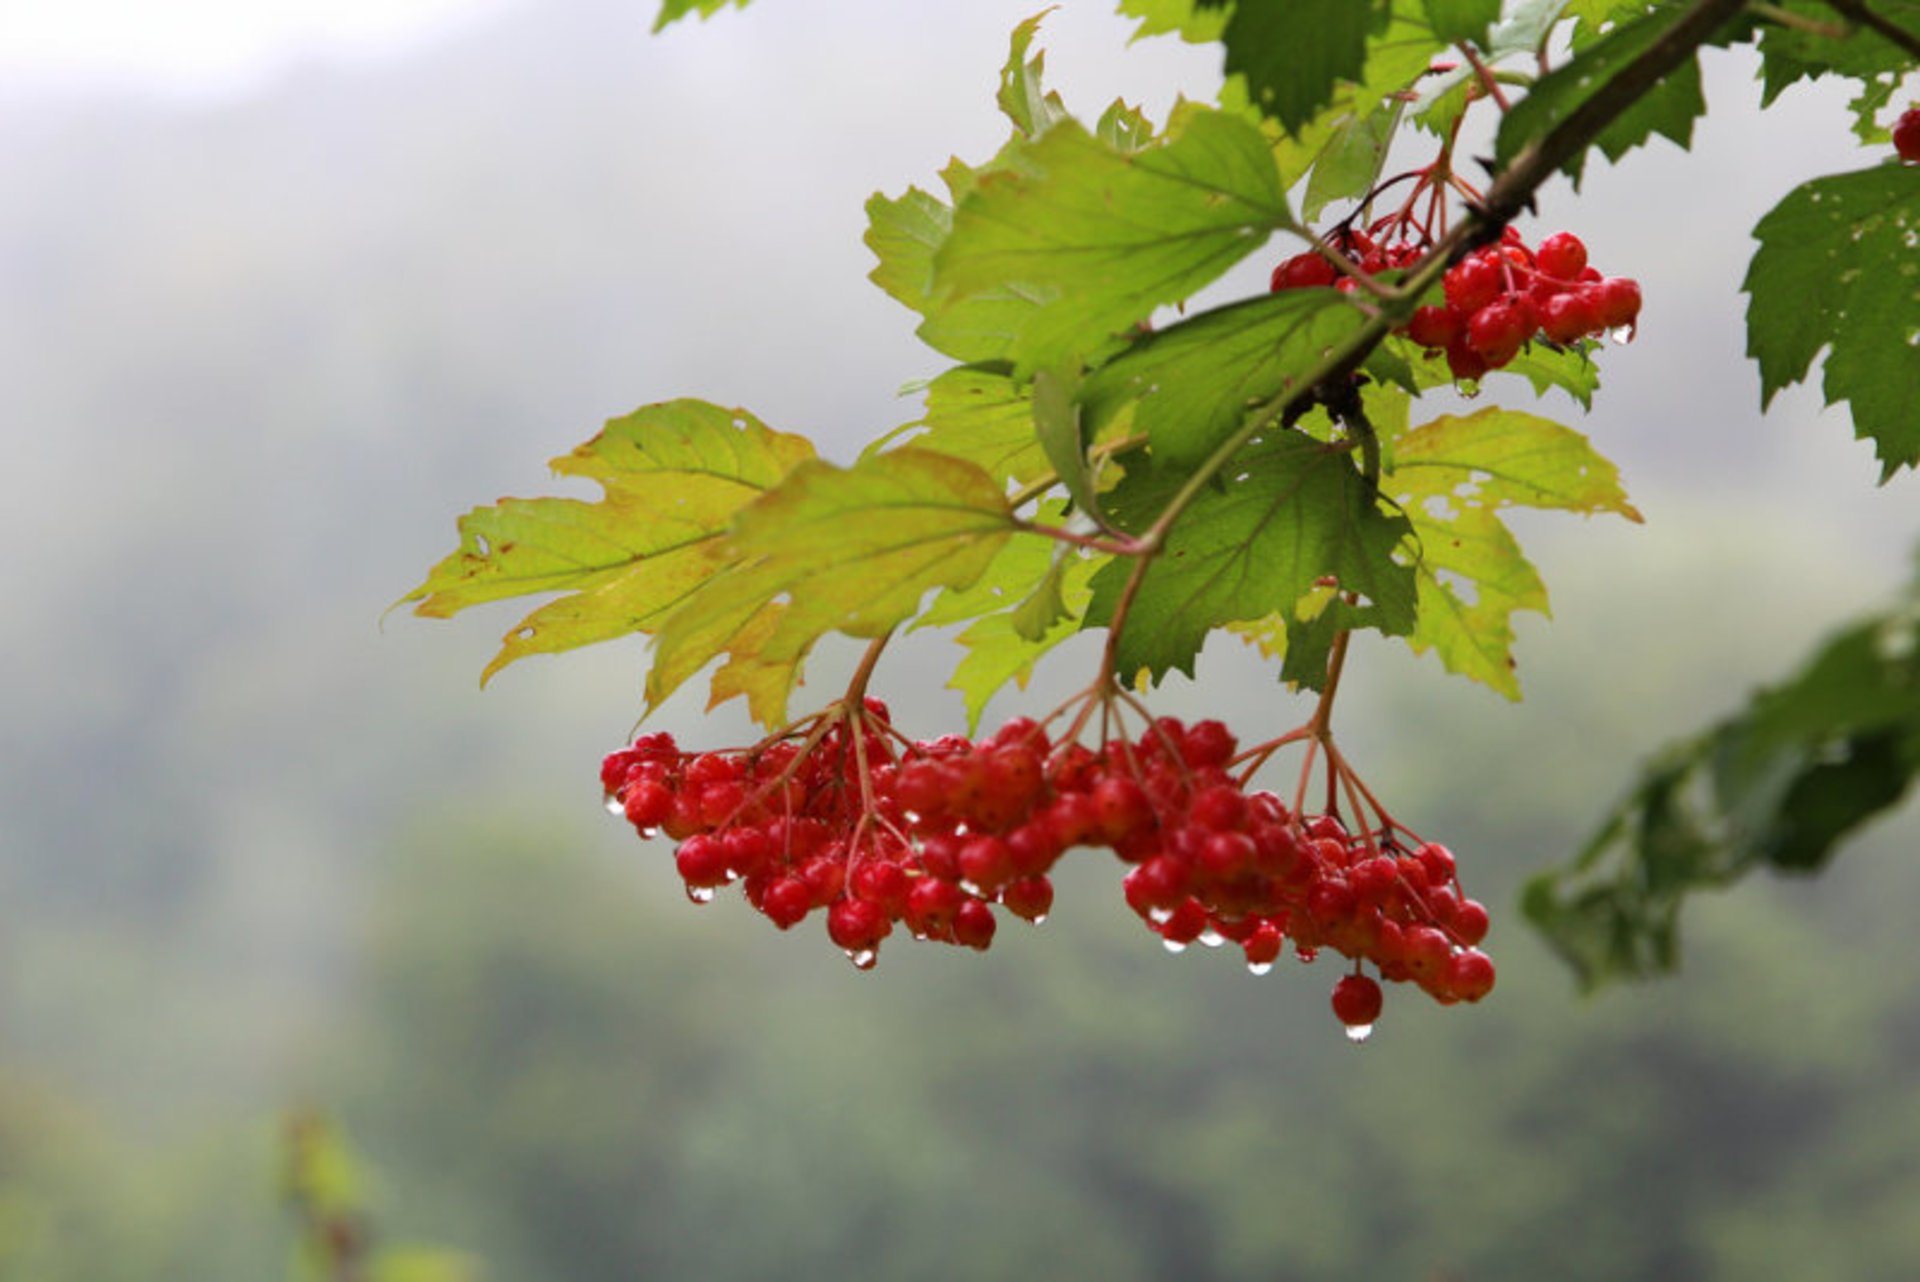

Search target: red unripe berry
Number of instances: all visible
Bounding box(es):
[1158,897,1210,945]
[1894,106,1920,163]
[622,779,674,831]
[1444,333,1490,382]
[1405,304,1461,349]
[828,896,891,952]
[1093,775,1155,840]
[1593,277,1642,329]
[952,898,998,950]
[722,826,776,878]
[1452,898,1491,947]
[1446,948,1497,1001]
[1000,875,1054,923]
[1243,920,1285,968]
[1270,252,1338,291]
[675,834,730,889]
[1467,300,1530,365]
[762,876,813,929]
[1444,253,1503,314]
[958,836,1016,892]
[1175,721,1236,771]
[1405,925,1452,980]
[852,859,912,914]
[1415,841,1457,885]
[1535,231,1588,280]
[905,877,963,937]
[1330,973,1384,1028]
[1540,290,1602,344]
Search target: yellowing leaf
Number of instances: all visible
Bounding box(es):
[648,448,1017,723]
[398,400,814,684]
[1389,407,1640,697]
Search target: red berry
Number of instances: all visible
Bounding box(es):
[1443,254,1503,314]
[1446,948,1497,1002]
[1000,875,1054,923]
[953,898,997,950]
[1540,290,1601,344]
[1466,300,1531,365]
[1270,252,1337,292]
[762,876,813,929]
[1593,277,1642,329]
[1535,231,1588,280]
[1331,973,1384,1028]
[1405,304,1461,349]
[827,896,891,953]
[1895,106,1920,164]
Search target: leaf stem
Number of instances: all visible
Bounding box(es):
[1822,0,1920,58]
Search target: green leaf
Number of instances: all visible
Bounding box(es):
[1531,576,1920,990]
[1033,367,1100,516]
[865,186,1054,366]
[651,0,750,33]
[1220,0,1381,135]
[648,448,1016,723]
[1494,1,1714,183]
[1385,333,1603,409]
[914,513,1062,629]
[1095,98,1158,152]
[872,365,1050,490]
[1757,0,1920,135]
[1744,166,1920,478]
[1116,0,1228,42]
[370,1249,481,1282]
[1388,407,1641,697]
[1078,289,1370,468]
[931,110,1294,373]
[998,9,1071,138]
[1301,107,1400,221]
[399,401,815,685]
[1423,0,1501,48]
[1085,434,1416,681]
[949,555,1100,731]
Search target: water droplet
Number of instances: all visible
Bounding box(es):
[1247,961,1273,976]
[848,948,878,971]
[1608,325,1634,344]
[1344,1023,1374,1044]
[1162,938,1188,954]
[1029,913,1048,926]
[1148,907,1174,925]
[1198,928,1225,949]
[636,826,659,840]
[604,795,626,816]
[685,885,715,905]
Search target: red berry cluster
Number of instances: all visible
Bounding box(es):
[1270,226,1643,383]
[602,702,1494,1033]
[1896,106,1920,164]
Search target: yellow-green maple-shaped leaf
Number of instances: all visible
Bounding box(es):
[648,447,1017,722]
[398,399,814,684]
[1389,406,1641,697]
[949,553,1100,732]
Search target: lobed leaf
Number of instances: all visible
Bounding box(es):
[1084,433,1416,682]
[1744,166,1920,478]
[1527,580,1920,990]
[949,554,1101,732]
[1078,289,1369,468]
[1388,407,1640,697]
[931,109,1294,373]
[1218,0,1383,136]
[648,448,1017,723]
[398,400,814,685]
[651,0,751,33]
[998,9,1071,138]
[1494,1,1719,183]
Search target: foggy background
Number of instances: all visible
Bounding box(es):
[4,1,1919,1277]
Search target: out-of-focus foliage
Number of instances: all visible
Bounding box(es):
[1528,557,1920,990]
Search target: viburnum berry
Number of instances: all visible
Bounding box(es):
[1895,106,1920,164]
[1534,230,1588,280]
[601,701,1496,1036]
[1331,973,1384,1032]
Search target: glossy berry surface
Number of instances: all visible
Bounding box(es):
[1896,106,1920,164]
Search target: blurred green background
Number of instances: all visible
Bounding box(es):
[4,1,1920,1277]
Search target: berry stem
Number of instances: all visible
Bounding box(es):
[1455,41,1510,112]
